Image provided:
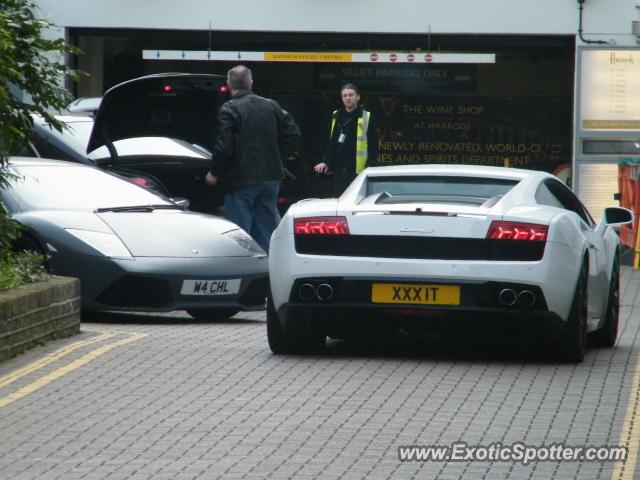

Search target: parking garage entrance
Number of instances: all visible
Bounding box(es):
[68,30,575,186]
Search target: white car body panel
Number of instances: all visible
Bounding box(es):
[269,164,631,345]
[270,238,583,321]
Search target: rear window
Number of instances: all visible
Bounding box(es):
[365,176,519,206]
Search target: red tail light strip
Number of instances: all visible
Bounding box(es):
[487,221,548,241]
[294,217,350,235]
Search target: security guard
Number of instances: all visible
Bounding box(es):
[314,83,378,196]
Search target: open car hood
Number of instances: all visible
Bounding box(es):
[87,73,228,155]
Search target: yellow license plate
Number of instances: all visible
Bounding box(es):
[371,283,460,305]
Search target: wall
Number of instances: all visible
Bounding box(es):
[28,0,640,204]
[32,0,637,45]
[0,277,81,362]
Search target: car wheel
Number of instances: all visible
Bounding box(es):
[559,261,588,363]
[186,308,239,320]
[297,328,326,355]
[267,294,294,354]
[80,309,101,321]
[266,294,325,355]
[589,256,620,348]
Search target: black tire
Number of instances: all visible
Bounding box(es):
[186,308,239,320]
[266,294,294,354]
[298,328,326,355]
[559,261,588,363]
[266,294,325,355]
[80,310,101,322]
[589,256,620,348]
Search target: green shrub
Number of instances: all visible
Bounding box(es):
[0,0,82,170]
[0,1,80,291]
[0,258,20,291]
[0,209,49,292]
[0,204,20,252]
[0,252,48,292]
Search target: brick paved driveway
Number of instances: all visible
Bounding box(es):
[1,268,639,479]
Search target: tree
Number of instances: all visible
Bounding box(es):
[0,0,81,290]
[0,0,81,172]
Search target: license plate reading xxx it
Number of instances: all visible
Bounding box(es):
[180,279,241,296]
[371,283,460,305]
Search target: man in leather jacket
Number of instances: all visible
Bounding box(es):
[205,65,300,253]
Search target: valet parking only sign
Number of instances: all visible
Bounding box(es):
[323,64,477,94]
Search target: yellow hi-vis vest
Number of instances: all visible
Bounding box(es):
[330,108,370,174]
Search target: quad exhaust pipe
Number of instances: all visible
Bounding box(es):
[299,283,316,301]
[316,283,334,301]
[517,290,536,308]
[298,283,334,302]
[498,289,517,306]
[498,288,536,308]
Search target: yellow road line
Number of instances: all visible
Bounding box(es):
[0,331,116,389]
[612,353,640,479]
[0,332,146,409]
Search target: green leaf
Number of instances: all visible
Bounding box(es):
[0,0,81,287]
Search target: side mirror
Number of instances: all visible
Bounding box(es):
[604,207,633,226]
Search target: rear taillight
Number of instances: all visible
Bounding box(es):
[219,85,229,93]
[130,177,151,188]
[294,217,350,235]
[487,221,548,241]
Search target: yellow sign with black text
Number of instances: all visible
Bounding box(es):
[265,52,352,62]
[371,283,460,305]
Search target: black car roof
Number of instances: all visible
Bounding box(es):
[87,73,228,154]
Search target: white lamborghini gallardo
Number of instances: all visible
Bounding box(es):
[267,165,632,362]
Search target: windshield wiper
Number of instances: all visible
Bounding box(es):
[95,204,184,213]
